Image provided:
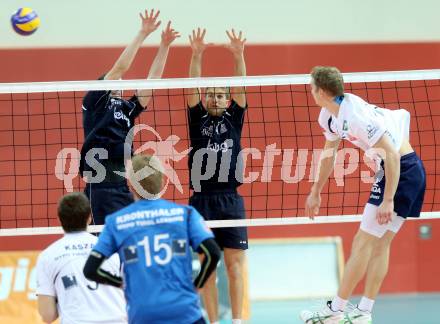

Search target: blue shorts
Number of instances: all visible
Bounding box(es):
[368,152,426,218]
[85,182,134,225]
[189,190,248,250]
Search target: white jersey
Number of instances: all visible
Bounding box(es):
[318,93,410,152]
[36,232,127,324]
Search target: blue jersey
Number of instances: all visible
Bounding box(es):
[93,199,213,324]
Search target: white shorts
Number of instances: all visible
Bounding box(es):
[360,203,405,238]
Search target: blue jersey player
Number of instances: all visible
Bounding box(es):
[80,10,180,225]
[84,154,221,324]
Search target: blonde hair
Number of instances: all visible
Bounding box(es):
[311,66,344,97]
[128,154,164,198]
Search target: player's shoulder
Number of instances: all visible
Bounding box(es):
[38,242,56,264]
[82,89,110,108]
[343,93,369,112]
[42,232,96,255]
[185,204,202,218]
[40,235,67,254]
[318,107,332,127]
[156,199,196,217]
[339,94,366,119]
[188,100,205,110]
[318,107,331,118]
[228,99,247,110]
[105,203,136,225]
[344,92,363,102]
[37,235,68,264]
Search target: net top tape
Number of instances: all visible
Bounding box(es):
[1,69,440,94]
[1,212,439,236]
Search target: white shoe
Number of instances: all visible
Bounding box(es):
[343,306,372,324]
[300,301,344,323]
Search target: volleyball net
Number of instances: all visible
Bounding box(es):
[1,69,439,236]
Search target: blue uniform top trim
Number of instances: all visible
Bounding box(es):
[334,95,345,105]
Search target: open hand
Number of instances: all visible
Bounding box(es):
[225,29,246,57]
[139,9,161,36]
[189,28,212,55]
[161,21,180,46]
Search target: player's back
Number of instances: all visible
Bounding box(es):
[103,199,209,324]
[36,232,127,324]
[345,93,410,146]
[319,93,411,152]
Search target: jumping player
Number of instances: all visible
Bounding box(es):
[300,66,426,323]
[80,9,179,225]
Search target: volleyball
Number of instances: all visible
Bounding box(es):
[11,8,40,36]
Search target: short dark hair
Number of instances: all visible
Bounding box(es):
[57,192,91,232]
[311,66,344,97]
[205,87,231,99]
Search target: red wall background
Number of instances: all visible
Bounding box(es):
[0,43,440,82]
[1,42,440,294]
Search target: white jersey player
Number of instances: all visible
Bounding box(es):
[36,193,127,324]
[301,66,426,324]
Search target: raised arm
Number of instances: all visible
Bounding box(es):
[187,28,211,107]
[136,21,180,107]
[305,138,341,219]
[225,29,247,107]
[104,9,161,81]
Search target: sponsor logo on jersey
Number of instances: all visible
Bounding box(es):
[114,110,131,127]
[201,125,214,137]
[172,239,187,255]
[366,124,379,139]
[201,122,228,137]
[123,245,138,263]
[207,139,230,153]
[61,275,78,289]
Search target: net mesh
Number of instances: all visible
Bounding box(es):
[1,70,440,235]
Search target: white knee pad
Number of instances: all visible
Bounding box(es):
[360,203,405,238]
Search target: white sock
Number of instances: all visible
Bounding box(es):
[358,296,375,313]
[211,322,219,324]
[330,296,348,312]
[232,320,242,324]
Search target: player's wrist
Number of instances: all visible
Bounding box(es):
[192,52,203,59]
[232,52,244,59]
[310,186,321,196]
[139,30,153,38]
[159,40,171,48]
